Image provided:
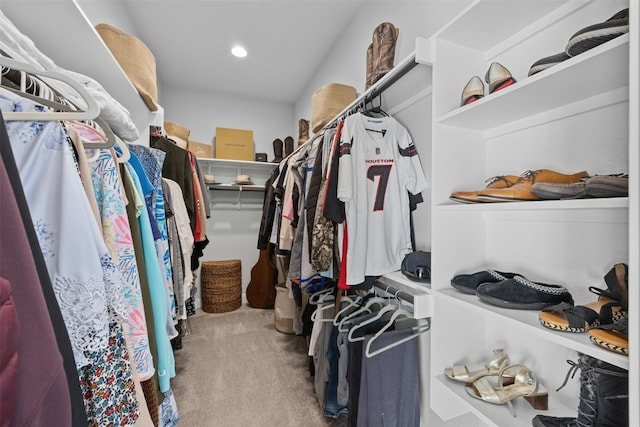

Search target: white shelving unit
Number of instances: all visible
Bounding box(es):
[198,158,276,210]
[427,0,635,426]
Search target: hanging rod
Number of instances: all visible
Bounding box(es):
[374,271,433,319]
[373,278,415,304]
[322,50,418,130]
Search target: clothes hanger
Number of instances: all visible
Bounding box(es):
[347,290,403,343]
[332,294,364,326]
[361,94,389,119]
[307,286,334,305]
[364,317,430,359]
[337,296,388,333]
[112,136,131,163]
[311,294,356,323]
[0,55,100,121]
[1,84,116,149]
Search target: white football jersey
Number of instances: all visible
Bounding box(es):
[337,113,427,285]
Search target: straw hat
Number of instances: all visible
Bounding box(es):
[231,175,254,185]
[164,121,190,149]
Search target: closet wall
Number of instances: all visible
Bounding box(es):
[293,0,471,122]
[160,85,293,153]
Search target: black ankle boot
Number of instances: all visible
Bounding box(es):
[532,353,628,427]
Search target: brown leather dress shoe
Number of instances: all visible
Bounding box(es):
[450,175,519,203]
[477,169,589,201]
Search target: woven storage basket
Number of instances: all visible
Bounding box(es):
[201,260,242,313]
[95,23,158,111]
[311,83,356,133]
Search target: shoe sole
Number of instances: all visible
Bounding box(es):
[528,52,571,76]
[539,305,627,333]
[476,195,539,202]
[450,281,479,295]
[589,334,628,355]
[566,22,628,56]
[582,183,628,198]
[476,294,555,310]
[539,317,596,333]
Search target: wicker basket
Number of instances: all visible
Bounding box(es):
[201,260,242,313]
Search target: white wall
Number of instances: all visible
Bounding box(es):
[293,0,471,126]
[161,84,293,158]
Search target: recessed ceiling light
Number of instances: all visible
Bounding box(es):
[231,46,247,58]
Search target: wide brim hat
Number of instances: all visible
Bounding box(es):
[231,174,254,185]
[164,121,190,149]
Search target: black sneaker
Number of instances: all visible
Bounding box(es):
[565,8,629,57]
[528,52,571,76]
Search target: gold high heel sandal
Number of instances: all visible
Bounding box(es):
[465,364,548,417]
[444,349,510,385]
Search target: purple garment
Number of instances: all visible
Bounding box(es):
[0,133,73,426]
[0,276,18,426]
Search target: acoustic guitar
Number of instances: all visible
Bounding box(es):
[246,244,278,308]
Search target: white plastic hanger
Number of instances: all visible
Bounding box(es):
[364,317,430,359]
[0,56,99,121]
[1,83,115,150]
[337,296,387,333]
[332,294,364,326]
[307,287,334,305]
[113,136,131,163]
[311,295,357,323]
[347,301,401,343]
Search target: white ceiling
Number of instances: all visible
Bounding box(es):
[103,1,367,104]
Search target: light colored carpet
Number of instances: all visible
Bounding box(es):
[172,305,344,427]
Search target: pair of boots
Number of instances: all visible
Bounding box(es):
[366,22,400,89]
[272,119,310,163]
[532,353,628,427]
[272,136,294,163]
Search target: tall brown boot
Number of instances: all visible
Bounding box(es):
[298,119,309,146]
[284,136,294,157]
[272,138,283,163]
[371,22,399,85]
[366,42,375,89]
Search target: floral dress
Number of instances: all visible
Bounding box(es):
[90,149,155,380]
[0,88,139,425]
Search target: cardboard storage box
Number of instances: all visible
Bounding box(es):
[189,140,212,158]
[215,127,254,161]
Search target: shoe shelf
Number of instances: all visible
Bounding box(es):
[436,288,629,370]
[435,33,629,130]
[433,373,575,427]
[432,0,572,53]
[437,197,629,212]
[198,159,275,210]
[198,158,276,188]
[428,0,632,422]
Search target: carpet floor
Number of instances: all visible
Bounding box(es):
[171,304,346,427]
